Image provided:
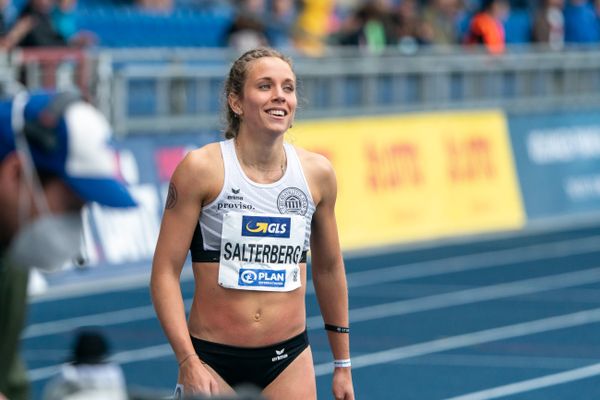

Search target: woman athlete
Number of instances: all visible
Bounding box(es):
[151,47,355,400]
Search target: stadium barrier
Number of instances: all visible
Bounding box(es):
[103,47,600,136]
[4,46,600,137]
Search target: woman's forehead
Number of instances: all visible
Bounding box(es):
[246,57,295,81]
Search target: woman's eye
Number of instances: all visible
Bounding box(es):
[259,84,271,90]
[284,86,295,92]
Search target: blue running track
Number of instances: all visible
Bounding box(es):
[23,221,600,399]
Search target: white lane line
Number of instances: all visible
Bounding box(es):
[24,306,155,339]
[28,365,62,381]
[28,344,174,381]
[31,235,600,302]
[334,235,600,293]
[25,266,600,339]
[445,362,600,400]
[314,307,600,376]
[111,343,174,364]
[30,307,600,383]
[23,300,192,339]
[387,353,599,371]
[29,268,194,304]
[307,266,600,328]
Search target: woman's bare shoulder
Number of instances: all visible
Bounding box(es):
[176,142,222,176]
[292,145,336,206]
[293,146,335,183]
[170,142,224,199]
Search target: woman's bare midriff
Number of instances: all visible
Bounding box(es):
[187,262,307,347]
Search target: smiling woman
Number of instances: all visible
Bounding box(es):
[150,47,355,400]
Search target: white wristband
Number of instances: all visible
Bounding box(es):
[333,359,351,368]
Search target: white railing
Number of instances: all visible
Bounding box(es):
[4,45,600,136]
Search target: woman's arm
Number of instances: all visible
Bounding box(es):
[308,154,355,400]
[150,148,219,396]
[0,16,33,50]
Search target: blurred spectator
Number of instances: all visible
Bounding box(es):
[390,0,430,52]
[225,0,269,53]
[336,0,395,52]
[294,0,335,55]
[0,0,94,49]
[564,0,600,43]
[464,0,510,54]
[0,0,67,50]
[502,0,531,43]
[0,90,136,400]
[265,0,297,49]
[0,0,18,36]
[43,329,128,400]
[136,0,173,13]
[50,0,75,39]
[421,0,463,45]
[533,0,565,50]
[0,0,7,36]
[51,0,96,47]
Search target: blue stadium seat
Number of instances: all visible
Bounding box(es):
[76,5,233,47]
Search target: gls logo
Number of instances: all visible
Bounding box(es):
[242,216,291,238]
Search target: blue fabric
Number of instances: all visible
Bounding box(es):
[0,91,136,208]
[504,9,532,43]
[23,92,69,176]
[564,2,600,43]
[51,8,78,40]
[0,100,14,161]
[68,177,136,207]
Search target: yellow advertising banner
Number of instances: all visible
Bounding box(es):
[289,110,525,250]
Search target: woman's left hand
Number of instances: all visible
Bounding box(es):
[332,367,355,400]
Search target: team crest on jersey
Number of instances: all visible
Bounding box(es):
[277,187,308,215]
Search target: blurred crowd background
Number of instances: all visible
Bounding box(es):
[0,0,598,56]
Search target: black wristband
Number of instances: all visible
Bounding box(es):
[324,324,350,334]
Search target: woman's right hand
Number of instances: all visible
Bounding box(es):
[178,356,220,396]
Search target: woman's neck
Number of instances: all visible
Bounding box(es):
[233,133,287,180]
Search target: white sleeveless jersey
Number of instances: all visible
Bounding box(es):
[190,139,316,263]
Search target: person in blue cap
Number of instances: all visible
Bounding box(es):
[0,90,136,400]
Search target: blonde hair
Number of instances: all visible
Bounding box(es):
[223,47,294,139]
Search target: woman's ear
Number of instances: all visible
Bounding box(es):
[228,93,243,116]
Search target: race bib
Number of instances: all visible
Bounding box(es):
[218,213,306,292]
